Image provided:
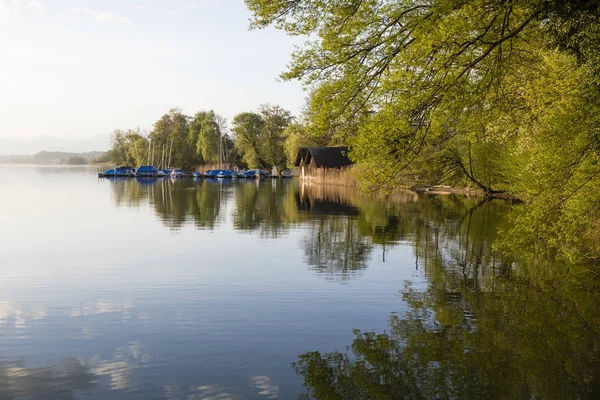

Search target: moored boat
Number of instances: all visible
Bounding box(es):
[135,166,158,177]
[216,170,233,179]
[99,166,135,177]
[170,169,184,178]
[241,169,269,179]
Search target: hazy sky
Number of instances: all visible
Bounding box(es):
[0,0,305,139]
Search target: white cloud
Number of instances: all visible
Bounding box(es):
[123,4,147,12]
[27,0,45,14]
[0,2,16,22]
[249,376,280,399]
[66,7,133,24]
[0,0,45,21]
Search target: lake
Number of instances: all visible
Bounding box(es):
[0,165,598,399]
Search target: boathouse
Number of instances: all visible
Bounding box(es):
[294,147,353,182]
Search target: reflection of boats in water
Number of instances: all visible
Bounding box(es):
[135,177,157,186]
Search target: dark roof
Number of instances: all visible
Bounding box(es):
[294,147,353,168]
[294,147,310,167]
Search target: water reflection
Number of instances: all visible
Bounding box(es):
[90,178,600,398]
[288,190,600,399]
[107,179,514,282]
[0,358,95,399]
[111,178,231,229]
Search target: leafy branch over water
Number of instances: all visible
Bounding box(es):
[244,0,600,260]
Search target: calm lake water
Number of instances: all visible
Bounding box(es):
[0,165,598,399]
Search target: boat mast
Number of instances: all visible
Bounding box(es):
[168,137,173,168]
[151,141,155,166]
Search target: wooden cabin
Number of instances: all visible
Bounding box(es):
[294,147,353,182]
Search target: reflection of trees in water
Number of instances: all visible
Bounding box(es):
[110,178,230,229]
[302,216,372,281]
[293,194,600,399]
[232,179,305,238]
[0,358,96,399]
[295,276,600,399]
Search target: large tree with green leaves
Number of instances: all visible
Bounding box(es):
[150,108,199,169]
[245,0,600,259]
[188,110,232,165]
[232,105,293,169]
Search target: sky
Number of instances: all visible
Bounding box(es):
[0,0,306,146]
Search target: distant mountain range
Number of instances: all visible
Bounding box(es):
[0,134,110,156]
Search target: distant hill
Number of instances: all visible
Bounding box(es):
[0,151,106,165]
[0,134,110,155]
[32,151,104,164]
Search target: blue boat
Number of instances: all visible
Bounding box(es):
[241,169,269,178]
[204,169,232,178]
[193,171,203,178]
[135,165,158,177]
[216,170,233,178]
[115,166,135,177]
[100,166,135,177]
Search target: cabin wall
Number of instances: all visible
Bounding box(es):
[301,164,357,187]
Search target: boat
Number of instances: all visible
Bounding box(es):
[116,166,135,177]
[170,169,184,178]
[193,171,203,178]
[135,165,158,177]
[241,169,269,179]
[216,170,233,179]
[99,166,135,177]
[204,169,232,178]
[280,169,293,178]
[156,170,169,177]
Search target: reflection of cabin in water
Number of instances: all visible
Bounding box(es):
[294,147,353,181]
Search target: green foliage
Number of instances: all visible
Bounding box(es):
[233,112,266,168]
[283,123,319,168]
[189,110,232,165]
[232,105,293,169]
[109,109,238,169]
[149,108,198,170]
[245,0,600,259]
[110,128,146,166]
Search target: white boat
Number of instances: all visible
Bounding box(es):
[170,169,184,177]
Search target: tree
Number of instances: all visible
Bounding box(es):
[245,0,600,259]
[283,123,319,168]
[109,128,145,166]
[150,108,197,169]
[260,104,293,168]
[232,105,293,169]
[189,111,221,164]
[233,112,267,169]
